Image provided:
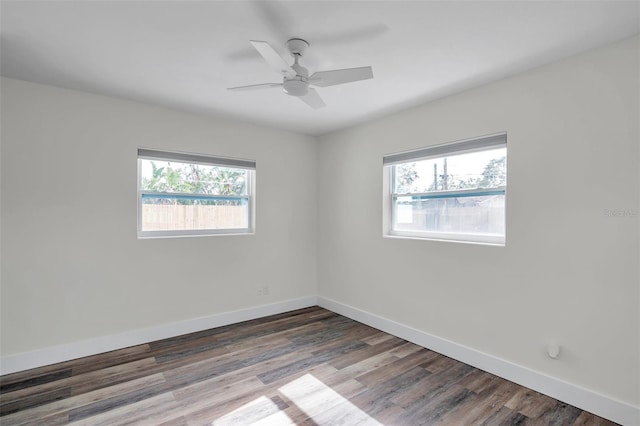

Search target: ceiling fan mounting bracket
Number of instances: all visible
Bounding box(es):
[286,38,309,57]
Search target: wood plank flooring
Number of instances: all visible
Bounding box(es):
[0,307,618,425]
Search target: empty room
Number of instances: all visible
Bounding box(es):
[1,1,638,425]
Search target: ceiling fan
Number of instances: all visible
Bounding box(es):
[227,38,374,109]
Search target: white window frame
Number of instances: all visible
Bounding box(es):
[383,133,507,246]
[137,148,256,238]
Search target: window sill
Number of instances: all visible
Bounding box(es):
[383,233,505,247]
[138,230,254,239]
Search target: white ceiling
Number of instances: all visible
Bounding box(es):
[2,1,639,136]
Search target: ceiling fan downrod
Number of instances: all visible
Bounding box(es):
[284,50,310,97]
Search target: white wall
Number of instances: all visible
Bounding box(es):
[0,78,318,355]
[317,36,639,407]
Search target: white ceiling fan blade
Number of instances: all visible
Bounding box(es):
[227,82,283,91]
[310,66,373,87]
[250,40,296,77]
[299,88,326,109]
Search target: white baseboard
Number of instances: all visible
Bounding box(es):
[0,296,317,376]
[317,296,639,426]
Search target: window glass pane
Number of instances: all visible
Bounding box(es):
[393,195,505,236]
[386,136,506,244]
[393,147,506,194]
[141,197,249,231]
[140,159,248,196]
[138,152,254,237]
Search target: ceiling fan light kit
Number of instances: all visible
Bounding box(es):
[283,78,309,96]
[228,38,373,109]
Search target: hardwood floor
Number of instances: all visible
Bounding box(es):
[0,307,617,425]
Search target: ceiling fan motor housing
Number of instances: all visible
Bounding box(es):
[283,78,308,96]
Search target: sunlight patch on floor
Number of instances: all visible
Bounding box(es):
[279,374,382,425]
[211,395,293,425]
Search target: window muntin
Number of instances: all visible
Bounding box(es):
[137,149,255,238]
[384,134,506,245]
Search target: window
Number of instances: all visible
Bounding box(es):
[383,133,506,245]
[137,148,255,238]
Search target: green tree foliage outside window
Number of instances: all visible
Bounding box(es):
[394,163,420,193]
[141,161,247,205]
[427,156,506,192]
[477,156,506,188]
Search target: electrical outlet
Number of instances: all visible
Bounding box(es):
[546,344,561,359]
[258,286,269,296]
